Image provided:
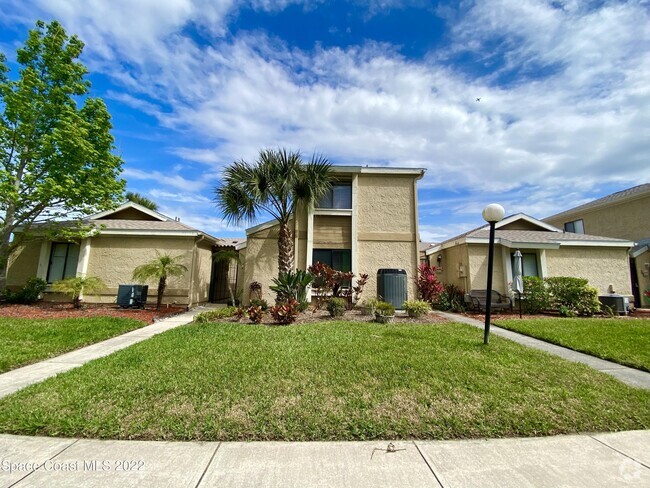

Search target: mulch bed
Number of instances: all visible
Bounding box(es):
[0,303,187,324]
[231,308,449,326]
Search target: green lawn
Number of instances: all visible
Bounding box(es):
[495,318,650,372]
[0,317,147,373]
[1,321,648,441]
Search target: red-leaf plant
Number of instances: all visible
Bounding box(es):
[308,262,369,310]
[416,263,443,303]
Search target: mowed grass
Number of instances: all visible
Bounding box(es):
[0,317,147,373]
[495,318,650,372]
[0,321,648,441]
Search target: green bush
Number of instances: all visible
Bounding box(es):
[546,277,600,316]
[522,276,549,314]
[194,307,238,324]
[250,298,269,311]
[374,301,395,317]
[326,297,346,317]
[2,277,47,304]
[270,270,313,303]
[403,300,430,318]
[359,297,379,315]
[433,284,466,312]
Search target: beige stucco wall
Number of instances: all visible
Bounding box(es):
[242,229,281,305]
[190,240,214,304]
[6,241,42,288]
[358,241,418,301]
[85,235,195,305]
[437,244,470,292]
[545,194,650,242]
[545,247,632,296]
[634,249,650,307]
[357,175,415,235]
[467,244,506,294]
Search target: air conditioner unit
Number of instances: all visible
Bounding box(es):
[117,285,149,309]
[598,294,629,316]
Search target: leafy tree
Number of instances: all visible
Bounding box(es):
[212,249,240,306]
[0,20,125,291]
[125,191,158,211]
[215,148,331,275]
[51,276,105,309]
[132,252,188,309]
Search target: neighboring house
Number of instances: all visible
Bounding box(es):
[544,183,650,307]
[425,214,633,299]
[7,202,232,306]
[237,166,425,305]
[419,242,435,263]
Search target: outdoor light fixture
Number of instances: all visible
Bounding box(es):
[482,203,505,344]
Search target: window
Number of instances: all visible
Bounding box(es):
[511,252,539,278]
[47,242,80,283]
[313,249,351,271]
[564,219,584,234]
[316,184,352,209]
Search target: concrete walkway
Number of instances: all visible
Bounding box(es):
[436,311,650,389]
[0,307,204,399]
[0,430,648,487]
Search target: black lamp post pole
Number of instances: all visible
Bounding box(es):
[484,221,497,345]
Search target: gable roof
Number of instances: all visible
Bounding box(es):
[89,201,173,221]
[426,213,633,254]
[544,183,650,222]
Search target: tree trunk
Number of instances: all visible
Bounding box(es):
[157,275,166,310]
[278,221,294,276]
[0,205,17,294]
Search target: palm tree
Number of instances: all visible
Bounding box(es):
[215,148,332,275]
[132,252,188,309]
[51,276,106,309]
[126,191,158,211]
[213,249,240,306]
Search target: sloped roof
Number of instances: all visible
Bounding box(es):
[544,183,650,221]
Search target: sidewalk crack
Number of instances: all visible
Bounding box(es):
[588,435,650,470]
[413,441,446,487]
[9,438,80,487]
[194,442,221,488]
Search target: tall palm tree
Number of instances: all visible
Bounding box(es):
[132,252,188,309]
[126,191,158,211]
[215,148,332,275]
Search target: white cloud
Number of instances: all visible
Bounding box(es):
[122,168,212,192]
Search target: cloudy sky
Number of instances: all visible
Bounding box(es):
[1,0,648,242]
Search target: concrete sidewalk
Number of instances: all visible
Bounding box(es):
[0,307,204,400]
[0,431,648,487]
[436,311,650,390]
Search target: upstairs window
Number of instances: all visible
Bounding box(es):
[47,242,80,283]
[317,184,352,209]
[564,219,585,234]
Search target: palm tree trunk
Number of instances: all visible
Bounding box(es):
[157,275,166,310]
[278,221,294,275]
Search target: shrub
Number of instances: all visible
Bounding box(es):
[270,270,313,304]
[234,306,246,321]
[308,262,368,310]
[250,298,269,311]
[270,299,300,324]
[522,276,549,314]
[359,297,379,315]
[2,277,47,304]
[432,284,466,312]
[374,301,395,316]
[194,307,238,323]
[247,306,264,324]
[51,276,105,308]
[416,263,443,303]
[403,300,431,318]
[326,297,346,317]
[545,277,600,316]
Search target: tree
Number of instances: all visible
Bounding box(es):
[125,191,158,211]
[215,148,332,275]
[212,249,240,306]
[0,20,125,291]
[132,252,188,309]
[51,276,105,309]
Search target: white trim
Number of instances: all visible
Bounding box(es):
[75,238,91,277]
[36,241,50,280]
[539,249,548,278]
[351,174,358,274]
[246,218,280,235]
[428,235,630,253]
[97,229,220,242]
[558,240,633,248]
[313,208,353,216]
[495,213,562,232]
[631,245,649,258]
[89,201,173,222]
[306,205,314,269]
[235,241,247,251]
[330,166,426,177]
[413,177,421,291]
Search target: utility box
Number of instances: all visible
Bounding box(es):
[598,294,629,316]
[117,285,149,309]
[377,269,407,309]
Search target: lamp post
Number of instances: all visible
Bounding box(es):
[482,203,505,344]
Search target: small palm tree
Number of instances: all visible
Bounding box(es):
[213,249,241,306]
[215,148,332,275]
[126,191,158,211]
[52,276,106,309]
[132,252,188,309]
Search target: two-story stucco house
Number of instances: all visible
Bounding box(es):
[544,183,650,307]
[236,166,425,305]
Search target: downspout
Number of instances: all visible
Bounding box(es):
[188,235,204,309]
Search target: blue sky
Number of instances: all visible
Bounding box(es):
[1,1,648,242]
